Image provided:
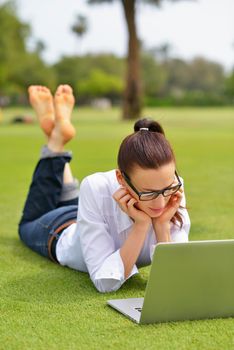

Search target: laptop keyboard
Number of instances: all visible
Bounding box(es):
[135,307,142,313]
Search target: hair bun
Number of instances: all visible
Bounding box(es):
[134,118,165,135]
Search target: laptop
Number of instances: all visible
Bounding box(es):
[107,240,234,324]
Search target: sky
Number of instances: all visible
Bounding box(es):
[4,0,234,70]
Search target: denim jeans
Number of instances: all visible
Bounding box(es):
[18,152,79,262]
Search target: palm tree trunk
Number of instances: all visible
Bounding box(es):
[121,0,142,120]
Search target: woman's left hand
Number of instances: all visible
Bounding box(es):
[152,187,184,227]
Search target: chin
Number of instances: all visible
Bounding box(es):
[145,207,165,218]
[149,212,163,218]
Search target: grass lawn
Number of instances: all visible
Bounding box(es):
[0,106,234,349]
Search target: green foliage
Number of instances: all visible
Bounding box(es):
[53,51,232,106]
[54,54,125,101]
[225,70,234,98]
[142,54,231,106]
[0,1,56,102]
[0,2,29,89]
[78,68,124,98]
[71,15,88,38]
[186,58,225,93]
[161,57,225,96]
[0,0,233,107]
[141,52,168,96]
[145,92,229,107]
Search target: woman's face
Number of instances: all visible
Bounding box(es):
[117,162,177,218]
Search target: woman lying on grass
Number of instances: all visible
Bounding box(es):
[18,84,190,293]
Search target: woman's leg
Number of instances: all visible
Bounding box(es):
[58,162,79,207]
[20,84,77,222]
[19,85,78,260]
[19,149,76,224]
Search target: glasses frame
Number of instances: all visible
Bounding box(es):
[122,170,182,201]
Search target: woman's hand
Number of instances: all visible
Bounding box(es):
[113,187,151,226]
[152,188,184,227]
[153,187,184,226]
[152,188,184,242]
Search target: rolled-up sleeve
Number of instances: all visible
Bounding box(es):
[94,250,138,293]
[77,177,138,293]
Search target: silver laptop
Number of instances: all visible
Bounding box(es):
[107,240,234,324]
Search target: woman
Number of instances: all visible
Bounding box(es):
[19,84,190,293]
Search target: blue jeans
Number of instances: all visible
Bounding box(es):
[18,153,78,262]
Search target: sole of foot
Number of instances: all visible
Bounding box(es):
[28,85,55,136]
[53,84,76,143]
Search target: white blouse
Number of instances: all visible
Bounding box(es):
[56,170,191,293]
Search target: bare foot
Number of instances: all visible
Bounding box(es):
[54,84,76,142]
[28,85,55,136]
[47,85,76,152]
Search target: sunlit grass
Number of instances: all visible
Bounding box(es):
[0,106,234,349]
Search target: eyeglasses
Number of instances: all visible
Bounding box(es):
[122,170,182,201]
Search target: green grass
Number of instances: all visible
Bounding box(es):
[0,106,234,349]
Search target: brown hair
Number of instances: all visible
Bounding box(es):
[117,118,185,228]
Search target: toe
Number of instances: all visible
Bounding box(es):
[56,85,64,95]
[44,87,52,96]
[28,85,38,94]
[63,85,73,94]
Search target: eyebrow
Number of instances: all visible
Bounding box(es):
[141,179,175,192]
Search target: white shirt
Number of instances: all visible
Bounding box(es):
[56,170,190,293]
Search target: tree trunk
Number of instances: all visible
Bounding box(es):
[121,0,142,120]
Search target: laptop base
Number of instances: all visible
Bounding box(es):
[107,298,143,323]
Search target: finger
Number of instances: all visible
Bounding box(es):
[166,192,182,208]
[116,200,128,214]
[115,193,134,212]
[120,195,136,214]
[119,194,132,205]
[112,188,129,201]
[171,193,183,208]
[172,191,183,201]
[126,198,138,207]
[127,198,141,217]
[179,187,184,194]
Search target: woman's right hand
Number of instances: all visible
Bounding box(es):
[112,187,151,226]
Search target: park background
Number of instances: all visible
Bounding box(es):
[0,0,234,349]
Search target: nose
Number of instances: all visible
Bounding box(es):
[150,194,167,208]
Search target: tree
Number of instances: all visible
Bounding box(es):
[148,42,174,62]
[141,51,167,98]
[54,53,125,102]
[78,68,124,100]
[0,1,56,101]
[87,0,187,119]
[71,14,88,54]
[0,1,30,91]
[225,70,234,99]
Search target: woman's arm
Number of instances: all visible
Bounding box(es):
[78,177,150,293]
[152,222,171,243]
[120,221,150,279]
[113,187,152,279]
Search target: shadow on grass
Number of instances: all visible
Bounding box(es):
[1,236,148,306]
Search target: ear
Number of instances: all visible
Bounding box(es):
[115,169,125,186]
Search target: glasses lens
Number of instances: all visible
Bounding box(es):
[163,185,181,197]
[140,192,159,201]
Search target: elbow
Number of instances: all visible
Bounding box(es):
[93,278,123,293]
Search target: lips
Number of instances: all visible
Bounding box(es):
[149,207,165,212]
